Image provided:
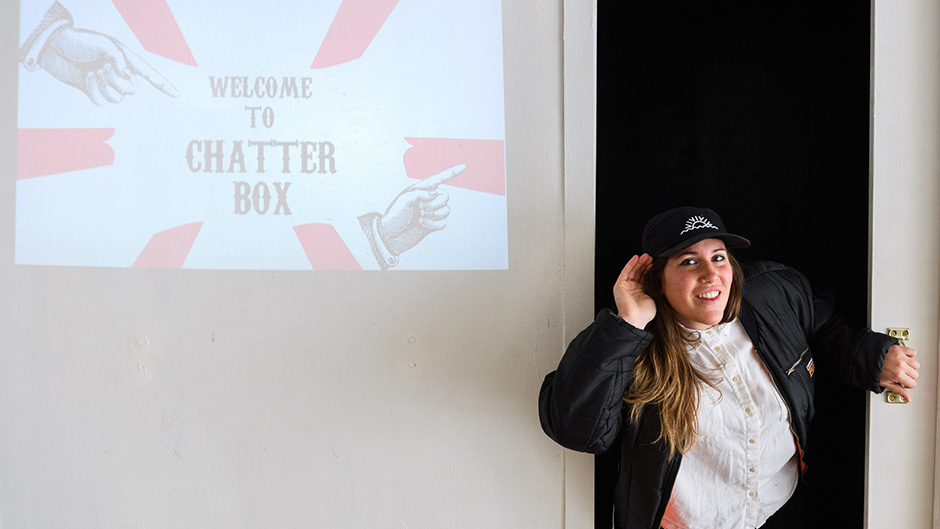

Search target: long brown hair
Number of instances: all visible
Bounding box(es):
[624,252,744,458]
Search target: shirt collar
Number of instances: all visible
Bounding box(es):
[680,319,738,348]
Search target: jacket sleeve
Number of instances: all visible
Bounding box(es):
[810,292,897,393]
[538,308,653,454]
[749,260,898,393]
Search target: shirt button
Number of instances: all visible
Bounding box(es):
[749,467,756,473]
[715,345,722,352]
[732,376,740,383]
[745,407,752,414]
[749,439,756,444]
[749,492,756,497]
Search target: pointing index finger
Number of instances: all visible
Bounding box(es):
[113,39,180,98]
[406,164,466,191]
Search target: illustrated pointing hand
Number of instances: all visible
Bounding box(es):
[379,164,466,256]
[40,26,179,105]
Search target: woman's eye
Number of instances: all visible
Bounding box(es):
[713,254,726,262]
[680,258,697,266]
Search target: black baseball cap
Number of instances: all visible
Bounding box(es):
[641,206,750,257]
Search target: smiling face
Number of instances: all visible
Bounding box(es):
[661,238,733,330]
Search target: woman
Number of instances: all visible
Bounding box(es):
[538,206,920,529]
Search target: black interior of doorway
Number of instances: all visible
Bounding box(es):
[595,4,870,528]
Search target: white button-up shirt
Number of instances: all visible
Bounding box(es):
[660,319,799,529]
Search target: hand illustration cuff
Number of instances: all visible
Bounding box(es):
[372,215,399,268]
[20,2,73,71]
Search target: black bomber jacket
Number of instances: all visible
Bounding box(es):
[538,261,897,529]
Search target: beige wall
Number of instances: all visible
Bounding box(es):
[0,1,595,527]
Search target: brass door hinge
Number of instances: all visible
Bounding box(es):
[885,327,910,404]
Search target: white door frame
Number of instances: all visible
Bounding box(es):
[560,2,940,527]
[562,0,598,528]
[868,2,940,528]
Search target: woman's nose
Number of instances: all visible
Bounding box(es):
[700,263,718,282]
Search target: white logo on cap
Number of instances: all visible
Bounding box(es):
[679,215,719,235]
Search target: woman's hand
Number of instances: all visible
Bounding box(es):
[879,344,920,402]
[613,254,657,329]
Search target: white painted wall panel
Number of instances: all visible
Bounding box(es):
[869,2,940,528]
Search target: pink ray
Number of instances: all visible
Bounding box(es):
[403,138,506,196]
[312,0,399,69]
[17,128,115,180]
[112,0,197,66]
[294,224,363,270]
[133,222,203,268]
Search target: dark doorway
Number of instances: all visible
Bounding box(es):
[595,4,870,528]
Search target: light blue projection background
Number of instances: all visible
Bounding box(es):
[16,1,506,270]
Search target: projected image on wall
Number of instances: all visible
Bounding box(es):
[16,1,507,270]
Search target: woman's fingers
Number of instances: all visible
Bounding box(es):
[617,254,653,286]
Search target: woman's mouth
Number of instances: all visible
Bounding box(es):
[695,290,720,300]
